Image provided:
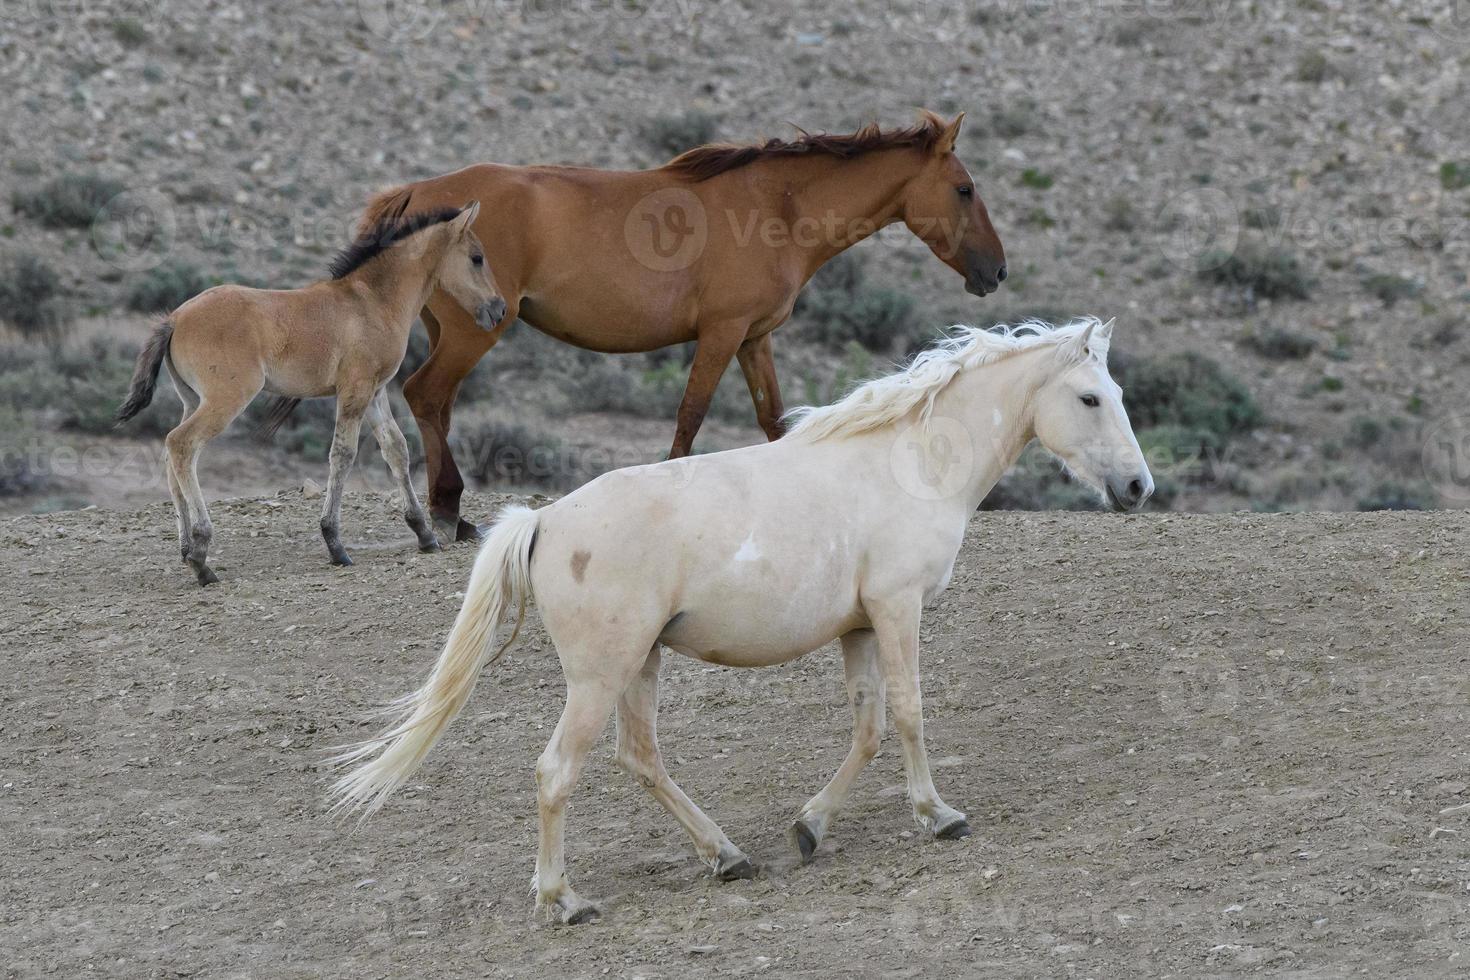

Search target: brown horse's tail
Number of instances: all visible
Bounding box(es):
[254,397,302,439]
[116,320,174,425]
[357,184,416,237]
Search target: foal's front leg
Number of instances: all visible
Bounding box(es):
[320,389,370,566]
[366,386,439,553]
[867,594,970,839]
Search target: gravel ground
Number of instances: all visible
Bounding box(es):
[4,490,1469,977]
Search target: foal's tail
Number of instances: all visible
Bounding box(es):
[329,504,540,818]
[115,320,174,424]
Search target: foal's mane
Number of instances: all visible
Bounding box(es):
[662,114,946,182]
[328,205,462,280]
[784,318,1107,443]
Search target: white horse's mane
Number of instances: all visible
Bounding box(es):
[783,317,1108,443]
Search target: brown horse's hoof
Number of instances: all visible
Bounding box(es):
[455,518,483,543]
[418,539,442,554]
[330,552,354,567]
[195,567,220,587]
[935,817,972,840]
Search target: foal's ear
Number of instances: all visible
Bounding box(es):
[936,112,965,155]
[453,201,481,234]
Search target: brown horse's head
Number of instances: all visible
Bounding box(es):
[435,202,508,329]
[900,112,1007,297]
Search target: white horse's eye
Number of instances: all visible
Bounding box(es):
[1080,394,1100,408]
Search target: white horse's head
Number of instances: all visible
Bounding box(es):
[1032,319,1154,511]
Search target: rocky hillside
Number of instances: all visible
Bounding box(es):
[1,1,1467,513]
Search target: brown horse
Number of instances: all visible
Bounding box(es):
[117,203,505,585]
[360,110,1006,541]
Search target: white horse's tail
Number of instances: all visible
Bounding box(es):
[329,504,540,818]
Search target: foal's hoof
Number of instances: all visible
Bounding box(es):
[195,567,220,587]
[935,816,973,840]
[418,539,442,554]
[792,819,820,864]
[330,552,354,567]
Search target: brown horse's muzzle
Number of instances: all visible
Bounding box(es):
[476,298,508,330]
[964,251,1008,297]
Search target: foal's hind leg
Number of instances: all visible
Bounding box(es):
[163,359,201,563]
[166,389,256,586]
[792,628,886,862]
[615,647,755,880]
[319,388,372,566]
[365,386,438,553]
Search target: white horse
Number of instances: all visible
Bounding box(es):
[331,316,1153,924]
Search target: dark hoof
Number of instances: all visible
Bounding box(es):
[716,855,758,881]
[418,539,442,554]
[329,551,354,567]
[792,820,819,863]
[935,818,972,841]
[455,518,483,543]
[195,567,219,587]
[562,903,600,926]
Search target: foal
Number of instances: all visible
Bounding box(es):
[117,203,505,585]
[332,317,1153,924]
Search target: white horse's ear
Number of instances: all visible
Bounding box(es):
[1098,317,1115,341]
[1066,320,1096,362]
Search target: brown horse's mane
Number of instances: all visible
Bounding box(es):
[662,115,946,182]
[329,205,462,280]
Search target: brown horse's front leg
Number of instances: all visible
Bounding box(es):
[667,325,746,458]
[735,332,787,442]
[404,300,511,542]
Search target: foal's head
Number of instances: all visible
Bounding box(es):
[1031,319,1153,511]
[900,112,1007,297]
[431,202,507,330]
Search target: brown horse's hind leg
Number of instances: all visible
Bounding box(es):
[366,385,438,553]
[319,386,373,567]
[791,629,886,862]
[667,323,746,458]
[614,647,755,880]
[403,298,514,542]
[735,332,787,442]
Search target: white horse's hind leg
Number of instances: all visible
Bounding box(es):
[534,645,647,925]
[791,628,886,861]
[868,595,970,840]
[615,647,755,880]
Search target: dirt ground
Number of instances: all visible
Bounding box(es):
[3,489,1469,978]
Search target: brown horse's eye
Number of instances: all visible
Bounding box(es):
[957,185,974,198]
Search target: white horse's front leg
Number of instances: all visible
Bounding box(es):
[792,628,886,861]
[868,594,970,840]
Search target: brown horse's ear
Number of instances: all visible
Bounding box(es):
[936,112,965,155]
[453,201,481,235]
